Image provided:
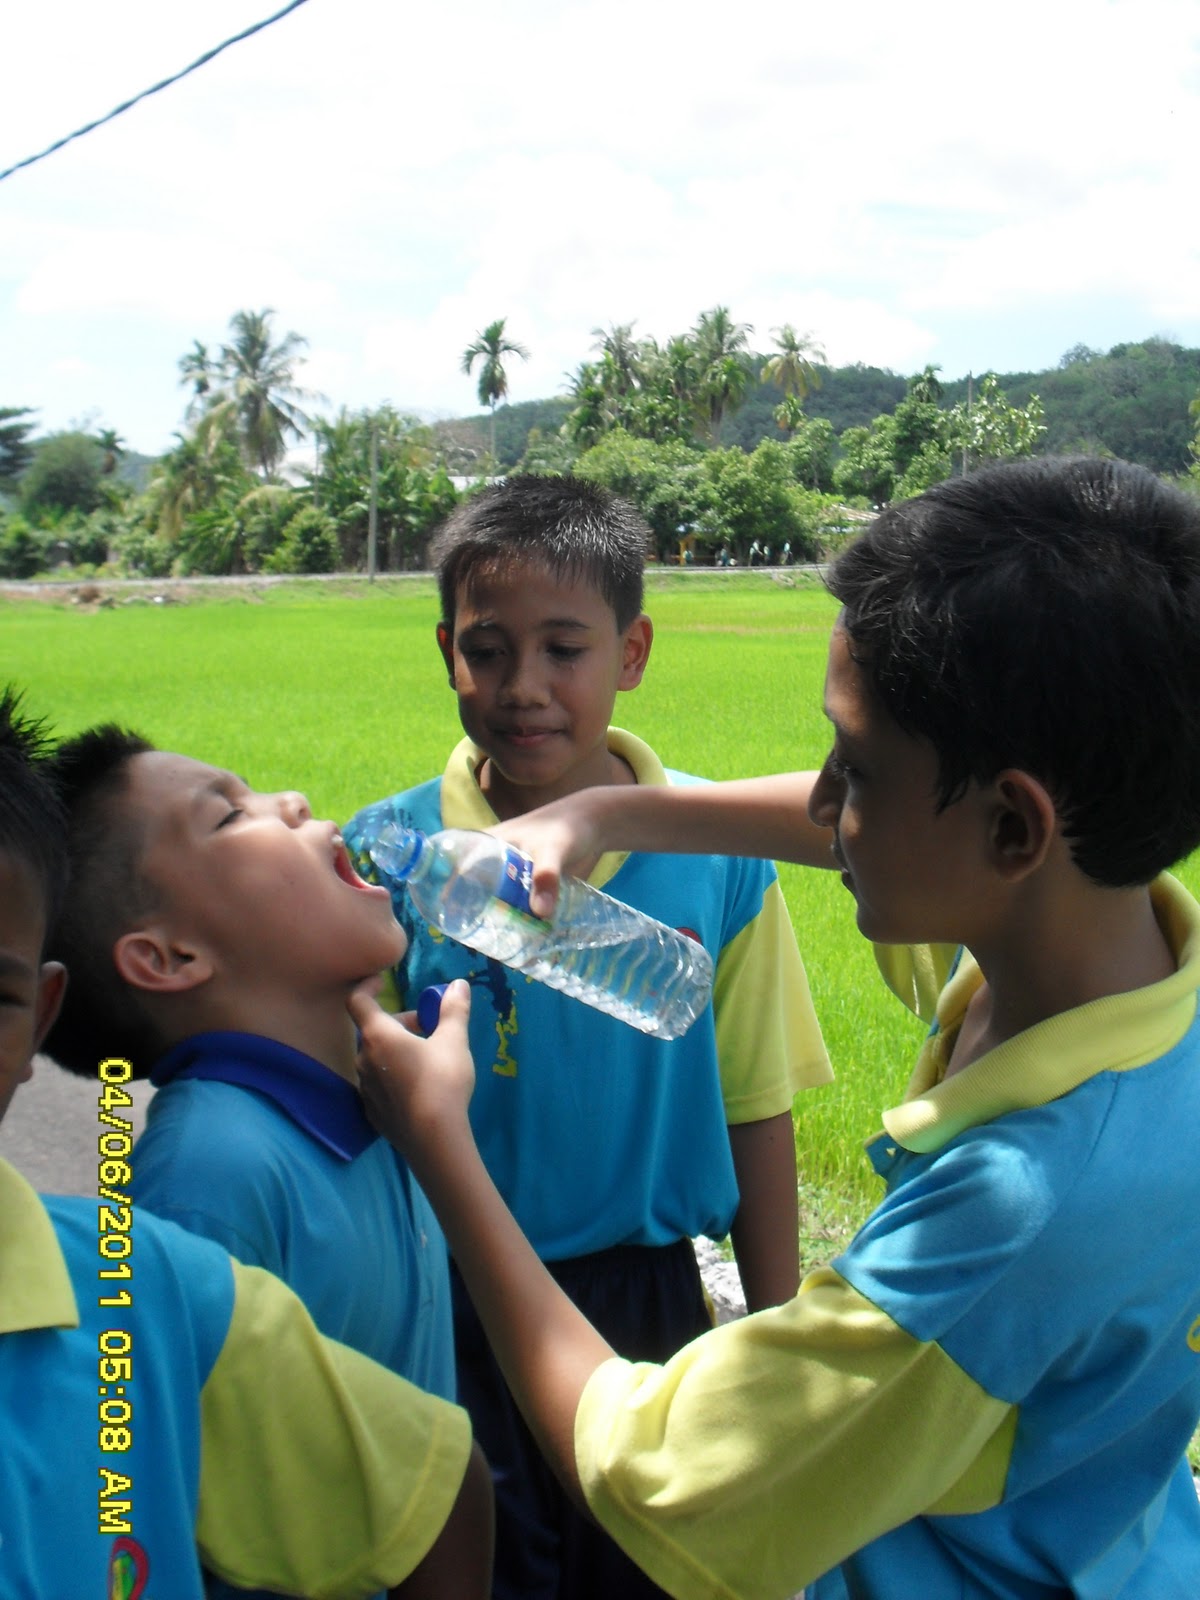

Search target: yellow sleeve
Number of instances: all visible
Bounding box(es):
[715,878,833,1124]
[873,943,961,1024]
[575,1267,1015,1600]
[197,1261,472,1599]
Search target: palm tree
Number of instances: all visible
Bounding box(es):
[761,325,825,403]
[94,428,125,476]
[773,394,807,438]
[563,362,611,451]
[907,364,945,406]
[178,341,215,421]
[215,309,314,479]
[590,322,641,398]
[461,318,530,462]
[693,306,753,446]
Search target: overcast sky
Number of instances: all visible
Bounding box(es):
[3,0,1199,455]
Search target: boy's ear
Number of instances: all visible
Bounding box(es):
[988,770,1058,881]
[113,927,214,996]
[617,614,653,691]
[33,961,67,1055]
[436,622,456,687]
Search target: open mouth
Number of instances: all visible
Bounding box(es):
[333,835,376,890]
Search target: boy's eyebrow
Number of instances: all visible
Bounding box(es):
[459,616,593,635]
[187,771,249,815]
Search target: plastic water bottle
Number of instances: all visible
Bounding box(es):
[368,824,713,1041]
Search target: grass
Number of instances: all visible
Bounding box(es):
[5,568,1199,1226]
[6,572,1200,1469]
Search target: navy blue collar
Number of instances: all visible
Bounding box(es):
[151,1031,378,1162]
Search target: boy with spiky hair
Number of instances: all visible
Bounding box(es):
[0,687,491,1598]
[42,725,488,1597]
[354,458,1200,1598]
[345,472,832,1600]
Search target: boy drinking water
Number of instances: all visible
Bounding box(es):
[0,689,491,1598]
[353,457,1200,1598]
[345,474,832,1600]
[42,728,477,1596]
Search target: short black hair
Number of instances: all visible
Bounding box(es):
[827,456,1200,886]
[430,474,651,632]
[42,725,161,1079]
[0,687,67,943]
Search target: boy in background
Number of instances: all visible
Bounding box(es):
[345,474,832,1600]
[0,688,491,1598]
[43,728,467,1597]
[354,457,1200,1598]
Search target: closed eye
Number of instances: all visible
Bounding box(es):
[214,807,244,830]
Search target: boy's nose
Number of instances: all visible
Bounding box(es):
[277,790,312,825]
[501,654,550,706]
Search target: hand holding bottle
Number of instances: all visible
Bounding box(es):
[368,824,713,1040]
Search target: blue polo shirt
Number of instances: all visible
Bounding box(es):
[575,875,1200,1598]
[131,1031,455,1401]
[345,730,832,1261]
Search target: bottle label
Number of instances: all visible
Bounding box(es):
[493,847,551,929]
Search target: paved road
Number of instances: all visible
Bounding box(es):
[0,1057,154,1195]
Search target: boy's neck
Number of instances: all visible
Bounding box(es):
[478,745,638,823]
[946,879,1175,1078]
[160,994,362,1085]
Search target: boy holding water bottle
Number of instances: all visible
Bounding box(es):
[355,457,1200,1598]
[344,473,832,1600]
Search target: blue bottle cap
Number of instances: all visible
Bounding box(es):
[417,984,449,1035]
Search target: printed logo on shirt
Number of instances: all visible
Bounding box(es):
[1187,1314,1200,1354]
[107,1535,151,1599]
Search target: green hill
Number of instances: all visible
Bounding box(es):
[453,337,1200,478]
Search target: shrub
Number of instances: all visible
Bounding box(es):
[264,507,340,574]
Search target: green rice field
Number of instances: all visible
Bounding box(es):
[4,570,1198,1260]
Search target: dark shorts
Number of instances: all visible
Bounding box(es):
[451,1236,714,1600]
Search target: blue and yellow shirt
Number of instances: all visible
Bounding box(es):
[345,729,832,1260]
[132,1031,455,1403]
[0,1159,470,1598]
[575,875,1200,1598]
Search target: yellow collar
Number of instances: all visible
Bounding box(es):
[883,874,1200,1154]
[0,1158,80,1333]
[440,729,668,891]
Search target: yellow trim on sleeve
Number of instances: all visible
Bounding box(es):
[576,1266,1014,1600]
[197,1261,471,1599]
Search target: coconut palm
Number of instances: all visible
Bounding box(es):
[461,319,530,462]
[761,325,825,403]
[773,394,807,438]
[590,322,641,398]
[693,306,753,446]
[94,428,125,476]
[215,309,314,479]
[178,341,215,421]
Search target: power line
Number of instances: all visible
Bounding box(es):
[0,0,312,186]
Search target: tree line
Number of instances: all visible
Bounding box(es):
[2,309,1199,582]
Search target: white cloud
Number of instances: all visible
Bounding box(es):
[2,0,1198,451]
